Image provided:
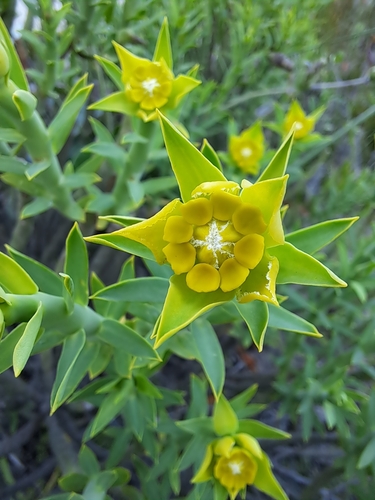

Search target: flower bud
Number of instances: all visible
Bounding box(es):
[0,43,10,78]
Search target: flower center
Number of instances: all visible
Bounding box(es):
[294,121,303,130]
[241,147,252,158]
[191,219,235,268]
[141,78,160,96]
[228,460,243,475]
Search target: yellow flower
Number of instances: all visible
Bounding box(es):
[229,122,265,174]
[193,434,287,500]
[283,100,322,139]
[90,18,201,121]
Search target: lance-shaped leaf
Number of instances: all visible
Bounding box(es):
[59,273,75,314]
[257,127,294,182]
[286,217,359,255]
[0,156,28,174]
[158,112,226,202]
[235,300,269,351]
[153,274,235,348]
[253,453,288,500]
[238,420,290,439]
[25,159,50,180]
[50,329,86,412]
[88,90,138,115]
[0,252,38,294]
[153,17,172,69]
[98,318,160,360]
[49,75,93,154]
[268,304,321,337]
[191,319,225,400]
[52,340,99,414]
[12,90,37,121]
[13,302,43,376]
[213,395,239,436]
[269,242,347,287]
[0,324,26,374]
[21,197,53,218]
[201,138,223,171]
[65,223,89,306]
[0,129,25,144]
[6,246,62,296]
[0,18,29,90]
[94,55,123,90]
[91,277,169,303]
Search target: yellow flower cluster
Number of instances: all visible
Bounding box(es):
[162,181,266,294]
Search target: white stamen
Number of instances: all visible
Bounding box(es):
[191,220,235,269]
[228,461,243,475]
[241,147,252,158]
[294,121,303,131]
[141,78,160,95]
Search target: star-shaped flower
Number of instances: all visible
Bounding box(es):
[229,122,265,174]
[89,18,201,122]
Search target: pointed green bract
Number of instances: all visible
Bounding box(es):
[238,420,290,439]
[88,91,138,115]
[0,252,38,294]
[268,304,321,337]
[0,18,29,91]
[153,17,173,69]
[85,233,154,261]
[94,55,123,90]
[12,90,37,121]
[235,301,269,351]
[191,319,225,400]
[0,324,26,374]
[65,223,89,306]
[13,302,43,377]
[153,274,235,347]
[286,217,359,254]
[269,242,347,287]
[257,128,294,182]
[201,138,223,171]
[253,452,289,500]
[158,112,227,202]
[213,395,239,436]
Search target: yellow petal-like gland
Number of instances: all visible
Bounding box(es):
[191,181,240,198]
[211,191,242,221]
[186,263,220,292]
[234,234,265,269]
[214,448,258,497]
[163,243,196,274]
[193,225,209,241]
[219,258,249,292]
[214,437,236,458]
[196,246,216,266]
[181,197,213,225]
[220,223,242,243]
[232,205,267,235]
[163,216,193,243]
[234,434,262,459]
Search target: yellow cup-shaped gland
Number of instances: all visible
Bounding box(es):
[186,263,220,292]
[163,216,193,243]
[214,448,257,494]
[0,43,10,78]
[181,197,213,225]
[219,258,249,292]
[127,62,172,110]
[211,191,242,221]
[232,205,267,235]
[163,243,196,274]
[234,234,264,269]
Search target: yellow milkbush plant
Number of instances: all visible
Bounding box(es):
[89,18,200,122]
[87,112,357,350]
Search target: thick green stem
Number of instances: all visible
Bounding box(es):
[2,292,102,337]
[0,78,84,221]
[113,120,156,212]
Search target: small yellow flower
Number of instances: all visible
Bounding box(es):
[90,18,200,121]
[229,122,265,174]
[193,433,287,500]
[283,100,319,139]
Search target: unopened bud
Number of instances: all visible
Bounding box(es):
[0,43,10,78]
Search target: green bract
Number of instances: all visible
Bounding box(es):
[89,17,201,122]
[86,112,356,348]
